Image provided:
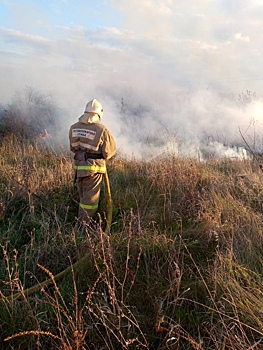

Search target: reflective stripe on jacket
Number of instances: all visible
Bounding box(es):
[69,114,116,177]
[73,164,106,172]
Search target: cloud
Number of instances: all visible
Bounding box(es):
[234,33,250,42]
[0,28,52,48]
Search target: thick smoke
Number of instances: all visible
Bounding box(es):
[2,85,263,161]
[88,86,263,160]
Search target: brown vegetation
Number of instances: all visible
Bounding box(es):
[1,134,263,349]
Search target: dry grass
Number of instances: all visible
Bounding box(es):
[1,135,263,349]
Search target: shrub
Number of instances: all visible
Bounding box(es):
[0,86,62,139]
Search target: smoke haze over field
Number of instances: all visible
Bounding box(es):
[1,0,263,158]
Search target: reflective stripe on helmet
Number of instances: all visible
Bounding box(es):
[80,202,98,210]
[74,165,106,172]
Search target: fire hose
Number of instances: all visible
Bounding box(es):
[4,170,113,301]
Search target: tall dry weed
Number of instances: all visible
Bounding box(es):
[1,135,263,349]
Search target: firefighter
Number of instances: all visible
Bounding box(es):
[69,98,116,225]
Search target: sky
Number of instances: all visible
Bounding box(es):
[1,0,263,158]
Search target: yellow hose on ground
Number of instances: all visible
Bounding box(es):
[103,169,113,234]
[4,169,113,301]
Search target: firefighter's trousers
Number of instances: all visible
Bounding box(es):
[77,173,103,222]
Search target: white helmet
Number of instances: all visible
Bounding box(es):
[85,98,103,118]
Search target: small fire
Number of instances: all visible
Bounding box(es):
[39,129,52,139]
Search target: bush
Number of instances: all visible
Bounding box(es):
[0,86,62,139]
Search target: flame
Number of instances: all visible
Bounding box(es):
[39,129,52,139]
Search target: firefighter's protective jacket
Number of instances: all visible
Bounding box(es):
[69,113,116,178]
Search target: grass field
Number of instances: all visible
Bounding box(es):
[1,134,263,349]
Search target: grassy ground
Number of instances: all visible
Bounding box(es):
[1,134,263,349]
